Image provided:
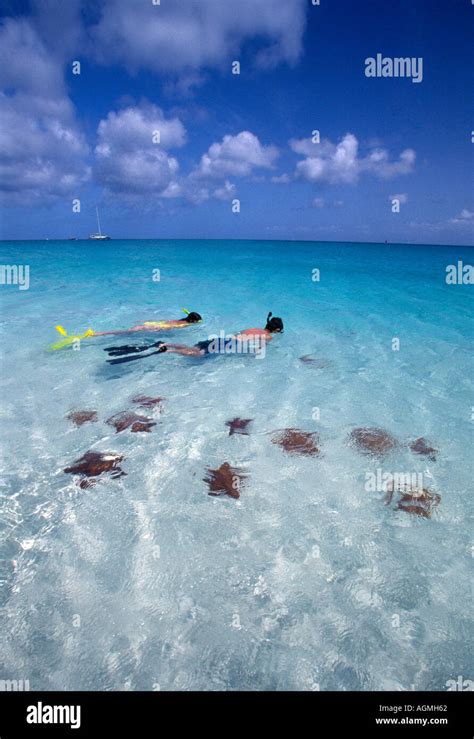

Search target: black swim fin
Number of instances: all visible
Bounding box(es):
[104,341,163,357]
[106,344,167,365]
[104,344,151,356]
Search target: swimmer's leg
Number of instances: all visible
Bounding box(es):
[164,343,206,357]
[95,325,162,337]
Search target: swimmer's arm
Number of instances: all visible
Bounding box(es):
[235,329,272,342]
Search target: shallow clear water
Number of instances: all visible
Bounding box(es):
[0,239,472,691]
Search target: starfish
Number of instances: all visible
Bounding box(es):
[225,417,253,436]
[397,489,441,518]
[385,483,441,518]
[106,411,156,433]
[66,410,98,427]
[204,462,247,499]
[132,395,164,409]
[64,451,125,486]
[271,428,320,456]
[299,355,328,368]
[348,427,398,457]
[409,437,437,462]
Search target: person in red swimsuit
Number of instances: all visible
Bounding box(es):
[163,312,284,356]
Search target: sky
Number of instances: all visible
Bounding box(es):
[0,0,473,244]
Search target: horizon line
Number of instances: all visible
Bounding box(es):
[0,237,473,248]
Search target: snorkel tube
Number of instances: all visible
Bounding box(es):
[143,309,202,329]
[265,312,284,333]
[182,308,203,324]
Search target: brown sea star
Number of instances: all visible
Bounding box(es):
[348,427,398,457]
[66,410,98,427]
[204,462,247,499]
[409,437,437,462]
[64,451,125,487]
[106,411,156,433]
[271,428,320,456]
[225,417,253,436]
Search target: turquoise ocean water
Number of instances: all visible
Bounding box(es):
[0,239,472,690]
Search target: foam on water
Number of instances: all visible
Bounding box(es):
[0,239,472,690]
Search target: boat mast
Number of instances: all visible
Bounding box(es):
[96,206,102,237]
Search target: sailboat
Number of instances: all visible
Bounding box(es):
[89,207,111,240]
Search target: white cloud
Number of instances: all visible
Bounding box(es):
[90,0,306,75]
[312,197,325,208]
[389,193,408,204]
[213,180,237,201]
[291,137,336,158]
[291,133,416,184]
[29,0,84,60]
[186,186,210,206]
[172,131,278,205]
[410,208,474,235]
[183,130,277,204]
[271,173,291,184]
[93,110,252,207]
[0,18,64,96]
[194,131,279,179]
[94,104,186,196]
[363,148,415,179]
[96,103,186,152]
[0,93,90,204]
[449,209,474,224]
[0,18,90,205]
[161,181,183,199]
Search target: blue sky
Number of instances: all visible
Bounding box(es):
[0,0,472,244]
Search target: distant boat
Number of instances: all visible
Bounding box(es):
[89,207,111,240]
[68,236,77,241]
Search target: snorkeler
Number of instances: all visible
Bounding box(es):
[106,312,283,364]
[48,309,203,350]
[94,309,202,337]
[183,312,284,357]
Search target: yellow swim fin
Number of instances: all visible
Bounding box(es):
[50,327,95,350]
